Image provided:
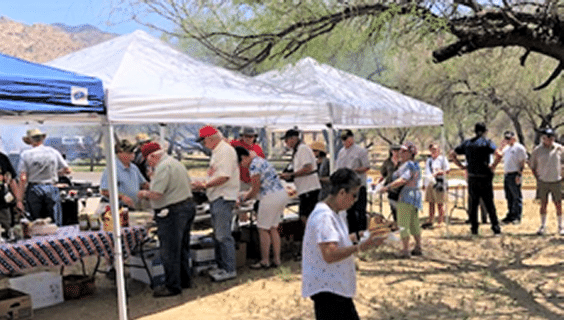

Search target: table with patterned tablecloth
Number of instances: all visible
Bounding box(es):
[0,225,147,275]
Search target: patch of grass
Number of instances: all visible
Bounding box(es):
[276,265,297,282]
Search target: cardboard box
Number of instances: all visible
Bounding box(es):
[9,272,64,309]
[191,236,215,263]
[191,248,215,263]
[236,242,246,268]
[128,247,166,287]
[0,288,32,319]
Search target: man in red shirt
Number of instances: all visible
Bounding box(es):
[230,127,265,189]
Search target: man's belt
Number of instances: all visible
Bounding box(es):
[28,182,54,186]
[156,197,193,211]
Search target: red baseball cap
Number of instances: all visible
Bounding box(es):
[197,125,218,142]
[141,142,161,158]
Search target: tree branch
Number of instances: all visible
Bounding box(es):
[533,62,564,90]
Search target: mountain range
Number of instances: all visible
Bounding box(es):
[0,17,116,63]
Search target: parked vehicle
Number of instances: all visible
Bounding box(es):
[44,135,103,162]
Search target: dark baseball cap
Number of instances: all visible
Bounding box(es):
[281,129,300,140]
[543,128,556,137]
[390,144,401,151]
[503,131,515,140]
[340,129,354,140]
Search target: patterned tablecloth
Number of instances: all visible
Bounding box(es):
[0,225,147,275]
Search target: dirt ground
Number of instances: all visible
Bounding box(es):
[22,196,562,320]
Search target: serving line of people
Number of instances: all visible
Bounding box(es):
[10,123,564,311]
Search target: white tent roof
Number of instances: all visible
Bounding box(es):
[47,30,326,126]
[255,57,443,129]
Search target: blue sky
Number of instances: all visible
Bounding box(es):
[0,0,165,34]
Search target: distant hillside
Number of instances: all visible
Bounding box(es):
[51,22,116,47]
[0,17,116,63]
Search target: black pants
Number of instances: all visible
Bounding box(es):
[468,176,500,234]
[346,186,367,236]
[299,189,321,219]
[311,292,360,320]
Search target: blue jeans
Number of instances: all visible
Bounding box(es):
[210,197,236,273]
[504,173,522,221]
[155,199,196,293]
[25,184,62,226]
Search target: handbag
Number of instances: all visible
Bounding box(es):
[387,186,403,201]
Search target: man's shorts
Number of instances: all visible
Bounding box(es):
[536,180,562,202]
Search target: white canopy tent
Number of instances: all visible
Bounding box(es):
[255,57,443,130]
[255,57,444,168]
[46,30,329,320]
[48,30,327,126]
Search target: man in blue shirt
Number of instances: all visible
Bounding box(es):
[100,140,149,210]
[450,122,502,236]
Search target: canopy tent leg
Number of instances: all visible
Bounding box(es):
[327,124,335,173]
[104,121,128,320]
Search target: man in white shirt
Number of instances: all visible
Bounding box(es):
[18,129,70,225]
[192,126,240,281]
[279,129,321,224]
[529,128,564,235]
[335,129,370,239]
[496,131,527,225]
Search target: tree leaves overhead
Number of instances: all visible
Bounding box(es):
[123,0,564,89]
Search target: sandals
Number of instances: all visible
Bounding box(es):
[421,222,433,229]
[249,262,271,270]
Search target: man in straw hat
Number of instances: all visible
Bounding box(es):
[133,133,152,181]
[100,139,149,210]
[310,140,330,200]
[18,128,71,225]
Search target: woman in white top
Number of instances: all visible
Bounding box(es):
[302,168,386,320]
[422,143,450,228]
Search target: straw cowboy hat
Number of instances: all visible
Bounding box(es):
[22,128,46,145]
[135,133,151,144]
[310,141,327,153]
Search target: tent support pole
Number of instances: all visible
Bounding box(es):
[440,124,451,236]
[327,123,335,173]
[104,120,128,320]
[159,123,167,148]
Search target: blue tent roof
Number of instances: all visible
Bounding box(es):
[0,53,105,117]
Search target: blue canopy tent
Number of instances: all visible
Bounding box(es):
[0,54,133,319]
[0,53,105,123]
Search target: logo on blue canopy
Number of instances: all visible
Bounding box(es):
[71,86,88,106]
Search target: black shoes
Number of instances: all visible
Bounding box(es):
[153,286,181,298]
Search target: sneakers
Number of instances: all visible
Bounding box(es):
[536,226,546,235]
[209,268,237,282]
[559,227,564,236]
[411,247,423,256]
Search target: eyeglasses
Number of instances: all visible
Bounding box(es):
[349,190,359,200]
